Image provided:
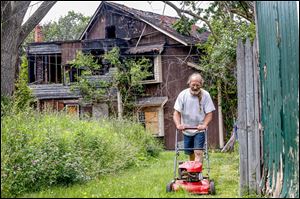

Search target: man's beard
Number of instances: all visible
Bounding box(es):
[190,88,201,96]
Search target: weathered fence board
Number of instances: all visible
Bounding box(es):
[236,39,249,195]
[252,38,261,195]
[245,38,258,194]
[237,38,261,196]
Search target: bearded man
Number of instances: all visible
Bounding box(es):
[173,73,215,163]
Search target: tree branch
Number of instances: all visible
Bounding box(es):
[230,8,254,22]
[1,1,10,20]
[163,1,218,42]
[18,1,57,46]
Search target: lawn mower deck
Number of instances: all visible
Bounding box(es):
[171,178,211,194]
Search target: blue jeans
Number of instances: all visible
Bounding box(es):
[183,132,205,155]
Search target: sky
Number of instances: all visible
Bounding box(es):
[24,1,209,25]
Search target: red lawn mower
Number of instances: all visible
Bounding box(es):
[166,128,216,195]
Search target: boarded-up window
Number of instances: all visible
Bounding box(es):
[42,100,55,111]
[145,111,159,135]
[138,106,164,136]
[66,104,79,117]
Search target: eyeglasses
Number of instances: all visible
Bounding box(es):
[190,84,201,88]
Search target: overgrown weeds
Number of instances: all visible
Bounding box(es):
[1,110,162,197]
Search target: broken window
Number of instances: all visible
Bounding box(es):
[143,57,155,80]
[138,111,146,128]
[106,25,116,38]
[142,55,162,83]
[28,54,62,84]
[65,65,84,83]
[66,104,79,117]
[129,54,162,83]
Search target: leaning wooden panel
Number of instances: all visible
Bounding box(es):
[236,39,249,195]
[245,38,257,194]
[252,38,261,195]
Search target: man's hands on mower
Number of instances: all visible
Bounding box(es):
[176,124,185,131]
[196,124,207,131]
[177,124,207,131]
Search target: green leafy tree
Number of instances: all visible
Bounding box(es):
[13,55,34,112]
[42,11,90,41]
[103,47,152,116]
[68,48,151,117]
[1,55,34,117]
[23,11,90,44]
[68,51,107,103]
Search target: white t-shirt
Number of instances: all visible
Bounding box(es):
[174,88,216,136]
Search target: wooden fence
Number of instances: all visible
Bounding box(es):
[236,38,261,196]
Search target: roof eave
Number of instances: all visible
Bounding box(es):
[79,2,103,40]
[136,16,189,46]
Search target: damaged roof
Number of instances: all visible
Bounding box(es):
[80,1,210,46]
[136,96,168,107]
[29,68,118,100]
[29,84,81,100]
[124,43,165,54]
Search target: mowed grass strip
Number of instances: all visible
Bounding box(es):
[22,148,242,198]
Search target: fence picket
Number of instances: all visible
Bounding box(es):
[237,39,249,195]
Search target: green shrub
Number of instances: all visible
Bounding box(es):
[13,56,35,112]
[1,95,14,117]
[1,55,34,118]
[1,111,162,197]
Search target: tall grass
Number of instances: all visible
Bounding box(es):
[1,110,162,197]
[21,149,246,198]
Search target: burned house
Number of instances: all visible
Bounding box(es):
[26,1,223,149]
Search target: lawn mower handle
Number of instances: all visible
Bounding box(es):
[177,126,208,131]
[173,127,210,179]
[180,126,198,130]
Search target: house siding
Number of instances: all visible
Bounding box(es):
[61,42,82,65]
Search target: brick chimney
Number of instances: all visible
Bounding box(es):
[34,25,43,42]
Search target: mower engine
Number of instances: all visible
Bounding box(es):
[167,160,215,195]
[178,161,203,182]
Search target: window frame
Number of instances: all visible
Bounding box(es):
[141,54,162,84]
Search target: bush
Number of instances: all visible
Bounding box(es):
[1,55,34,118]
[1,95,14,117]
[1,111,163,197]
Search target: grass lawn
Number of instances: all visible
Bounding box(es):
[21,149,244,198]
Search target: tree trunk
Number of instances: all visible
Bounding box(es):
[1,1,56,96]
[1,1,28,96]
[1,43,19,96]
